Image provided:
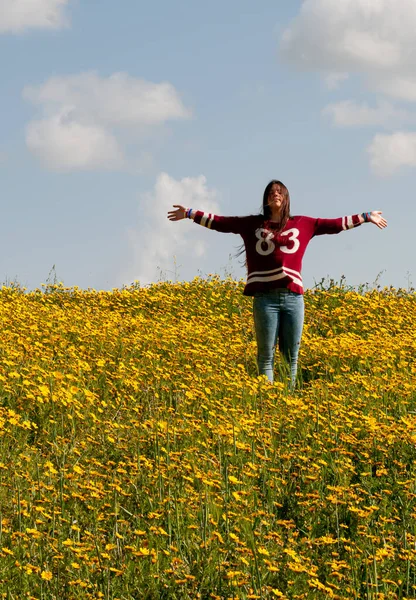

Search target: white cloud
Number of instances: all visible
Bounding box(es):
[281,0,416,175]
[322,100,414,128]
[0,0,70,33]
[26,108,123,171]
[23,72,191,171]
[280,0,416,79]
[374,76,416,103]
[124,173,220,285]
[367,132,416,176]
[23,72,191,127]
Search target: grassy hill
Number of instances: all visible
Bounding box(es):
[0,278,415,599]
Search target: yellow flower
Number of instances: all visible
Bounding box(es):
[228,475,242,484]
[133,547,151,556]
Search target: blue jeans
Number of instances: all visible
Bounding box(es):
[253,290,304,388]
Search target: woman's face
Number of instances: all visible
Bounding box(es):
[268,183,284,210]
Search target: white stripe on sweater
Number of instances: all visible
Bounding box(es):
[342,215,354,230]
[199,212,214,228]
[247,265,302,281]
[247,268,303,288]
[200,213,209,226]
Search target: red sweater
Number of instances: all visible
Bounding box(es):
[188,211,362,295]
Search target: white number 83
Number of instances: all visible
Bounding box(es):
[255,227,300,256]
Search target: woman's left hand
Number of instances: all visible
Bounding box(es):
[369,211,387,229]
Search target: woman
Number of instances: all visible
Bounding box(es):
[167,180,387,388]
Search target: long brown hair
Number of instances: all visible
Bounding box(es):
[262,180,291,232]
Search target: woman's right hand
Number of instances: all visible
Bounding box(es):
[167,205,188,221]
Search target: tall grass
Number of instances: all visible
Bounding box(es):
[0,278,415,599]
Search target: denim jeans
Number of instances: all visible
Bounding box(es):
[253,289,304,388]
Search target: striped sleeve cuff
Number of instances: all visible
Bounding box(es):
[190,210,215,228]
[342,215,361,230]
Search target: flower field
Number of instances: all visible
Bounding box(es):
[0,278,415,599]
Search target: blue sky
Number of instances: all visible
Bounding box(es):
[1,0,415,290]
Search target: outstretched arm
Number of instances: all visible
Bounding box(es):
[167,205,253,234]
[314,211,387,235]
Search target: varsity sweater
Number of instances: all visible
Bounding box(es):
[188,211,362,295]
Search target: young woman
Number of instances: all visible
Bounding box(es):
[167,180,387,388]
